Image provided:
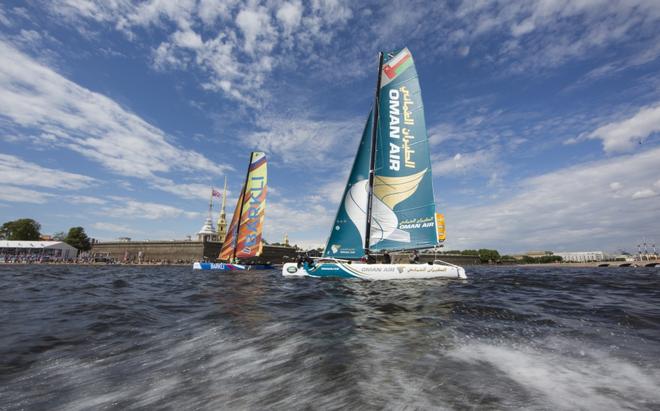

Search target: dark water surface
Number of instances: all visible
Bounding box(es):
[1,265,659,410]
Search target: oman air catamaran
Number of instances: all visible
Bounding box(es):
[282,48,466,280]
[193,152,269,271]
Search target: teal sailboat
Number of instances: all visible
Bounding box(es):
[282,48,466,280]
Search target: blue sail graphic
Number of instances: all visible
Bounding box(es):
[370,48,438,251]
[323,111,373,259]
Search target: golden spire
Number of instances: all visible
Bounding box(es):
[217,176,228,242]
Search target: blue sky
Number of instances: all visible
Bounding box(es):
[1,0,659,254]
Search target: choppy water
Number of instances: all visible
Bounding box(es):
[0,265,659,410]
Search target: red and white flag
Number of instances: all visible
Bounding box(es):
[211,188,222,198]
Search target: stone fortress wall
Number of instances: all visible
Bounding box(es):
[91,241,297,264]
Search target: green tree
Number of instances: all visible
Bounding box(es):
[460,249,479,256]
[64,226,91,251]
[0,218,41,240]
[478,248,501,263]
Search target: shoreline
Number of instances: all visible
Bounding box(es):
[514,261,658,268]
[1,261,658,268]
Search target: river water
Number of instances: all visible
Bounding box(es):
[1,265,659,410]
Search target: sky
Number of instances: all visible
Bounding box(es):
[0,0,659,254]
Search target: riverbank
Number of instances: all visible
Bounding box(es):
[525,261,659,268]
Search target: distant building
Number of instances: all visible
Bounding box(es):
[525,251,553,258]
[554,251,604,262]
[512,251,553,260]
[0,240,78,261]
[117,237,131,242]
[196,217,218,242]
[198,185,220,242]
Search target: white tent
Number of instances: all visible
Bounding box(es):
[0,241,78,260]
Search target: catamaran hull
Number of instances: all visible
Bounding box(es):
[193,262,246,271]
[282,262,466,280]
[192,262,274,270]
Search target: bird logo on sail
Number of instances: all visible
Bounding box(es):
[344,169,427,247]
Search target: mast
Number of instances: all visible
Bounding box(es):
[364,51,384,254]
[232,152,254,260]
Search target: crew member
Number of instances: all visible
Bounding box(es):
[383,251,391,264]
[409,250,420,264]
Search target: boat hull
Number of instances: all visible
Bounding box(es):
[282,262,466,280]
[192,262,273,271]
[192,262,245,271]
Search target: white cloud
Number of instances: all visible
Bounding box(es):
[46,0,354,107]
[609,182,622,191]
[0,153,95,190]
[197,0,236,25]
[151,177,234,201]
[444,146,660,252]
[0,41,227,193]
[0,5,9,26]
[587,104,660,153]
[172,29,203,49]
[263,198,333,249]
[101,199,201,220]
[276,1,303,34]
[243,115,361,165]
[433,150,498,176]
[91,222,137,234]
[66,195,106,205]
[236,7,274,54]
[631,189,657,200]
[446,0,660,72]
[0,184,53,204]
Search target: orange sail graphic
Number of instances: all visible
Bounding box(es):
[218,152,267,261]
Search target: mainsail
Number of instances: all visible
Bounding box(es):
[323,48,438,259]
[219,152,267,261]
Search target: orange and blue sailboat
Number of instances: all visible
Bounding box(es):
[193,152,269,271]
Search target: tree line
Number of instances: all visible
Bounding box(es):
[0,218,92,251]
[441,249,562,264]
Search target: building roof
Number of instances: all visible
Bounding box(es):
[0,240,78,250]
[197,217,217,235]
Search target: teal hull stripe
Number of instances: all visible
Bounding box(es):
[295,263,362,279]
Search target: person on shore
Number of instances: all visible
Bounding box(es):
[383,251,391,264]
[409,250,420,264]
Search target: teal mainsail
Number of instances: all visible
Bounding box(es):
[371,48,438,251]
[324,48,438,259]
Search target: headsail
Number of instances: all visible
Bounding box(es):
[323,48,438,259]
[371,48,437,251]
[219,152,267,260]
[323,112,373,259]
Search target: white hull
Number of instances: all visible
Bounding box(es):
[282,261,466,280]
